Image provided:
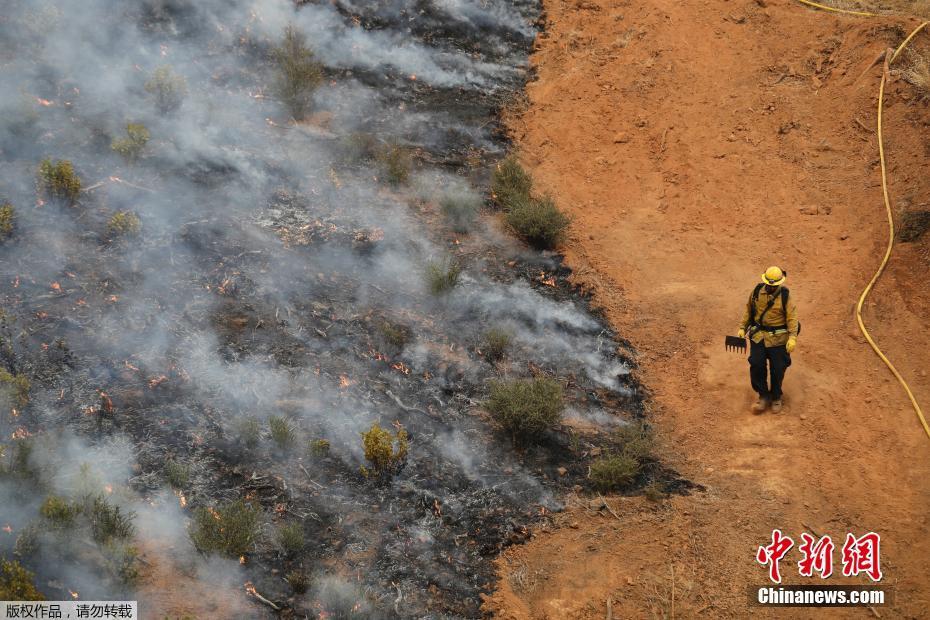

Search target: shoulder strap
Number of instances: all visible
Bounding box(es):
[780,287,789,310]
[749,283,763,307]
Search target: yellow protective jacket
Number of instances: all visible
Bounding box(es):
[738,285,799,348]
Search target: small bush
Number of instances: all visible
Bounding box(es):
[590,453,639,492]
[88,496,136,544]
[106,211,141,239]
[378,321,411,351]
[111,123,150,162]
[13,525,39,559]
[589,421,655,492]
[271,25,324,120]
[0,559,44,601]
[483,327,512,362]
[145,66,187,114]
[486,378,564,443]
[361,422,408,478]
[38,159,81,203]
[440,194,480,233]
[286,569,310,594]
[377,144,412,186]
[277,522,305,557]
[308,438,330,458]
[505,195,570,250]
[269,415,296,451]
[189,499,260,557]
[0,369,30,406]
[0,203,15,240]
[105,543,141,586]
[643,481,667,502]
[164,459,190,489]
[899,210,930,242]
[39,495,78,528]
[237,417,261,448]
[903,48,930,99]
[491,155,532,209]
[425,257,461,295]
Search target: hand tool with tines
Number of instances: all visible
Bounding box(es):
[725,335,746,353]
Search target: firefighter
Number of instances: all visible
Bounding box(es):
[737,266,799,413]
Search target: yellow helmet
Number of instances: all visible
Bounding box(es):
[761,266,786,287]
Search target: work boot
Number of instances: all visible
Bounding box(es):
[770,399,783,414]
[752,397,770,414]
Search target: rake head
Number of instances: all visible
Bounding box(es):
[725,335,746,353]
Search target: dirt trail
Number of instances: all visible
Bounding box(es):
[484,0,930,617]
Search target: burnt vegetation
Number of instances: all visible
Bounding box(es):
[0,0,690,616]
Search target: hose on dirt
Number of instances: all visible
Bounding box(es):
[796,1,930,439]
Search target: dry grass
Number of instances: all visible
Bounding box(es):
[902,48,930,99]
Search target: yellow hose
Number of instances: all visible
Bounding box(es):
[862,22,930,439]
[795,0,878,17]
[794,2,930,439]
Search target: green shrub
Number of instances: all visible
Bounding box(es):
[106,211,141,239]
[590,453,639,492]
[104,543,141,585]
[378,321,411,351]
[505,195,570,250]
[377,144,412,186]
[361,422,408,478]
[276,522,305,557]
[491,155,532,209]
[38,159,81,203]
[0,203,14,240]
[13,524,39,559]
[111,123,150,162]
[0,369,30,406]
[485,378,564,443]
[164,459,190,489]
[145,66,187,114]
[237,417,261,448]
[482,327,512,362]
[269,415,296,451]
[271,25,324,120]
[189,499,260,557]
[425,257,461,295]
[308,438,330,458]
[0,559,44,600]
[588,421,655,492]
[440,194,480,233]
[39,495,78,528]
[286,569,310,594]
[88,496,136,544]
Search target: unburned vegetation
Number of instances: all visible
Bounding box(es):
[492,155,569,249]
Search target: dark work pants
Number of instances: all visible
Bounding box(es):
[748,340,791,400]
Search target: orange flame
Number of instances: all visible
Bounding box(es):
[176,490,187,508]
[339,375,353,389]
[239,555,247,565]
[124,360,140,372]
[69,590,79,599]
[2,524,12,534]
[104,484,113,494]
[11,427,32,440]
[50,282,61,292]
[391,362,410,375]
[148,375,168,389]
[244,581,257,595]
[537,271,557,287]
[36,98,54,107]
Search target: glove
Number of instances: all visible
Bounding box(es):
[737,328,746,339]
[786,337,797,354]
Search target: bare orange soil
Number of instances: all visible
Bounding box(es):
[484,1,930,618]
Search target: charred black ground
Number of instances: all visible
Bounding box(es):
[0,1,693,617]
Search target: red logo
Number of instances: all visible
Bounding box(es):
[757,530,882,583]
[756,529,794,584]
[798,533,834,579]
[841,532,882,582]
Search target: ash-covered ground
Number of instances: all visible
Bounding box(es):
[0,1,690,617]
